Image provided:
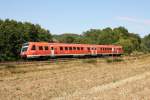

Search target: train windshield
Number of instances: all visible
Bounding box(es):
[21,47,28,52]
[21,43,29,52]
[23,43,29,47]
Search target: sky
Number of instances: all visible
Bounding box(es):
[0,0,150,37]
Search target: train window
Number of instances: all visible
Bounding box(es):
[69,47,72,50]
[65,47,68,50]
[39,46,43,50]
[77,47,80,50]
[60,47,63,50]
[21,47,28,52]
[51,47,54,50]
[45,46,48,50]
[31,45,36,50]
[81,47,83,50]
[73,47,76,50]
[87,47,90,50]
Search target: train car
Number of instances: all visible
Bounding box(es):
[20,42,123,59]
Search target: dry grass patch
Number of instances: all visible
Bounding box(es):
[0,55,150,99]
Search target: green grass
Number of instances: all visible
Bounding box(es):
[106,58,123,63]
[5,65,16,69]
[83,59,97,64]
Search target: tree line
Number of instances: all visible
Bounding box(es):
[0,19,52,61]
[53,27,144,54]
[0,19,150,61]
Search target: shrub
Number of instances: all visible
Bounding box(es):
[106,58,123,63]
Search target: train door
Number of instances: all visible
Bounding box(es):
[116,48,119,54]
[112,48,115,54]
[91,47,97,55]
[90,47,94,55]
[51,46,55,57]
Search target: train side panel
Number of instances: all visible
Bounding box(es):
[20,42,124,59]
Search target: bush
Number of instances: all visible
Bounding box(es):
[83,59,97,64]
[106,58,123,63]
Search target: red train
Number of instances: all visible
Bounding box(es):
[20,42,123,59]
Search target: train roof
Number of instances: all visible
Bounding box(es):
[48,43,122,48]
[27,42,122,48]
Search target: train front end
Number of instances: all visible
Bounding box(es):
[20,42,29,59]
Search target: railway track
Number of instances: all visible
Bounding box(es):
[0,58,79,66]
[0,55,138,66]
[0,57,99,75]
[0,56,139,76]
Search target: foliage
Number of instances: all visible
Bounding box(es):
[141,34,150,52]
[0,19,52,61]
[83,59,97,64]
[53,27,145,54]
[106,58,123,63]
[53,33,81,43]
[1,18,150,61]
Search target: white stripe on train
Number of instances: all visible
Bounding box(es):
[26,53,121,58]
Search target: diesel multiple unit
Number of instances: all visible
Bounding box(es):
[20,42,123,59]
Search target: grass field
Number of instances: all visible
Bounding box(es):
[0,55,150,100]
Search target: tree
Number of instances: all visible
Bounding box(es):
[0,19,52,61]
[82,26,141,54]
[53,33,80,43]
[83,29,102,44]
[141,34,150,52]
